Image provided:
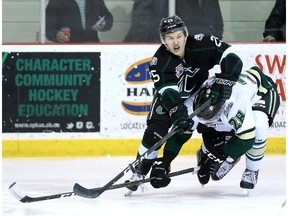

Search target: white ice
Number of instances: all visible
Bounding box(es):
[2,155,286,216]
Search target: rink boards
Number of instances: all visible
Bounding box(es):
[2,44,286,158]
[2,137,285,158]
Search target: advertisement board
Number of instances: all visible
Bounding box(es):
[2,44,286,139]
[2,52,100,133]
[101,44,286,138]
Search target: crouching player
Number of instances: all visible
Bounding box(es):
[185,65,280,194]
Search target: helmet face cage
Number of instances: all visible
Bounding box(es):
[159,15,188,44]
[193,87,224,122]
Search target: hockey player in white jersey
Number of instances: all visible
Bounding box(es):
[184,64,280,194]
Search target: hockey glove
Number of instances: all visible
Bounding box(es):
[211,53,243,105]
[169,104,194,135]
[205,147,226,175]
[210,74,235,105]
[210,157,240,180]
[211,74,235,105]
[150,162,171,188]
[198,138,227,179]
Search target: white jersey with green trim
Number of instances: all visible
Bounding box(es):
[185,71,262,134]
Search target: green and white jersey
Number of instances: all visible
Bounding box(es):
[215,72,261,137]
[185,70,263,137]
[185,67,278,159]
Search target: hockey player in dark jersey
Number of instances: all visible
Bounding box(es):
[125,15,242,196]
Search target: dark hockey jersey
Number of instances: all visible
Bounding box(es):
[149,34,230,111]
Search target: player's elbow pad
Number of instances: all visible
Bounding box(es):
[160,88,183,111]
[219,53,243,82]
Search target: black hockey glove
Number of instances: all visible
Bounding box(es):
[210,74,235,105]
[206,148,227,176]
[150,162,171,188]
[211,53,243,105]
[175,118,194,135]
[169,104,194,135]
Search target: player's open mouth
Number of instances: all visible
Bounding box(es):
[174,45,180,50]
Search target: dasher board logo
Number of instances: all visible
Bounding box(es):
[2,52,100,133]
[122,58,155,115]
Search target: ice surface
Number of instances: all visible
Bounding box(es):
[2,156,286,216]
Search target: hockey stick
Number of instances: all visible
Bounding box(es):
[9,166,199,203]
[9,182,75,203]
[73,99,211,199]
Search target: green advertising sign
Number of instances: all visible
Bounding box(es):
[2,52,100,132]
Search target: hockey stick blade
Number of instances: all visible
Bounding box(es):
[73,99,210,199]
[9,166,199,203]
[9,182,75,203]
[74,166,200,198]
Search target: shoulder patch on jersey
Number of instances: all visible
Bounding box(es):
[150,57,158,66]
[156,105,166,115]
[194,33,205,41]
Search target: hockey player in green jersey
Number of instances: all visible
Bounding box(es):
[185,64,280,193]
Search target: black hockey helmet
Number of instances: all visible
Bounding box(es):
[193,87,224,121]
[159,15,188,43]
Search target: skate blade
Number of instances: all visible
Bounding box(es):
[281,199,286,207]
[192,170,198,175]
[242,189,250,197]
[124,189,133,197]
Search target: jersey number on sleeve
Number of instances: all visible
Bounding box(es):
[228,110,245,131]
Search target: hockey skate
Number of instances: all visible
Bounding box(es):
[211,157,240,181]
[240,169,259,196]
[124,172,146,196]
[240,169,259,189]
